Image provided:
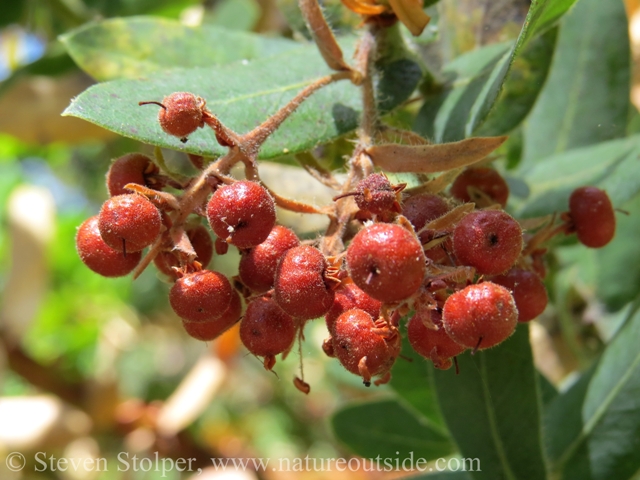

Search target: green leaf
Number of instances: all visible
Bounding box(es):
[60,16,298,81]
[596,195,640,311]
[522,0,580,43]
[331,399,454,462]
[538,372,558,406]
[415,0,562,142]
[432,326,548,480]
[545,301,640,480]
[63,42,421,159]
[389,324,447,431]
[522,0,631,165]
[206,0,260,31]
[517,135,640,217]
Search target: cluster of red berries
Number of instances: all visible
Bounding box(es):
[75,92,617,391]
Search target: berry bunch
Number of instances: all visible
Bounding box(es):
[76,85,617,392]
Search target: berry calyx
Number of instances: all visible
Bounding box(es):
[568,186,616,248]
[182,291,242,341]
[238,225,300,293]
[450,167,510,207]
[239,297,296,370]
[98,194,162,252]
[273,245,335,320]
[76,216,141,277]
[452,209,522,275]
[490,268,548,323]
[407,310,466,369]
[169,270,233,323]
[442,282,518,350]
[141,92,206,141]
[207,180,276,249]
[347,223,426,303]
[154,225,214,277]
[106,153,156,197]
[353,173,402,215]
[332,309,400,386]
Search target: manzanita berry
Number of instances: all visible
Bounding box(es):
[182,290,242,341]
[207,180,276,249]
[453,209,522,275]
[332,308,399,386]
[490,268,548,323]
[106,153,156,197]
[76,216,141,277]
[450,167,510,207]
[238,225,300,293]
[442,282,518,350]
[169,270,233,323]
[239,296,296,370]
[273,245,335,320]
[568,186,616,248]
[325,283,381,335]
[150,92,206,141]
[407,310,466,369]
[354,173,400,215]
[347,223,426,303]
[98,194,162,252]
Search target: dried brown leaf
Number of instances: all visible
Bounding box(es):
[367,136,508,173]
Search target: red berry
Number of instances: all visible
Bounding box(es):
[442,282,518,350]
[239,297,296,368]
[207,181,276,249]
[402,193,449,236]
[98,194,162,252]
[106,153,155,197]
[238,225,300,293]
[354,173,399,215]
[169,270,233,323]
[182,291,242,341]
[76,216,141,277]
[157,92,205,140]
[490,268,548,323]
[568,186,616,248]
[347,223,426,303]
[407,311,466,369]
[325,283,382,335]
[332,309,400,386]
[273,246,335,320]
[154,225,214,277]
[450,167,510,207]
[453,210,522,275]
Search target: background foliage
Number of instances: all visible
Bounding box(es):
[0,0,638,479]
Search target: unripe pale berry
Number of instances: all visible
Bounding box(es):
[98,194,162,252]
[347,223,426,303]
[207,180,276,249]
[568,186,616,248]
[76,216,141,277]
[442,282,518,350]
[453,209,522,275]
[169,270,233,323]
